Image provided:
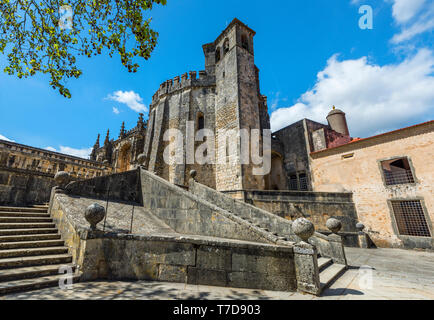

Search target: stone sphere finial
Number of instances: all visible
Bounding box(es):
[54,171,70,189]
[137,153,146,165]
[356,222,365,232]
[189,170,197,181]
[326,218,342,234]
[84,203,106,230]
[292,218,315,242]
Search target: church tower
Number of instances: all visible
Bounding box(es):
[214,19,264,192]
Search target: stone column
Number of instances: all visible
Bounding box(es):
[292,218,321,295]
[326,218,347,265]
[356,222,369,249]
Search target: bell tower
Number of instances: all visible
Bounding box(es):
[214,19,263,192]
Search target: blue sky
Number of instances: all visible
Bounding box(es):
[0,0,433,158]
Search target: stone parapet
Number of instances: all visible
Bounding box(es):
[48,188,298,292]
[150,70,216,107]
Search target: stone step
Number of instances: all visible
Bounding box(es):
[0,240,65,250]
[0,228,58,236]
[318,257,333,271]
[0,211,51,218]
[320,263,346,292]
[0,247,68,259]
[0,223,55,230]
[0,234,61,243]
[0,207,47,213]
[0,273,80,295]
[0,254,72,269]
[0,217,53,223]
[31,205,49,209]
[0,264,76,282]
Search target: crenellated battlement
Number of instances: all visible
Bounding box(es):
[151,70,216,106]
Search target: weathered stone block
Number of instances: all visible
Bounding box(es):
[129,241,196,266]
[158,264,187,283]
[196,246,231,270]
[187,267,227,287]
[293,242,320,295]
[228,271,296,291]
[231,249,294,274]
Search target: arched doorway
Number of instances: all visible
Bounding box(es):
[269,152,287,190]
[118,143,131,172]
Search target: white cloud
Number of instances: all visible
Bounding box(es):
[44,146,92,159]
[0,134,14,142]
[389,0,434,43]
[390,0,426,24]
[112,106,120,114]
[270,49,434,137]
[106,90,147,113]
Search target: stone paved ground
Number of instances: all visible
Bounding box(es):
[1,247,434,300]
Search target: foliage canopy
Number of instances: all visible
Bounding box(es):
[0,0,167,97]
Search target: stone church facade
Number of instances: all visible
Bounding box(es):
[0,19,432,250]
[91,19,352,195]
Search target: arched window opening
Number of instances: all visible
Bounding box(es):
[197,112,205,131]
[223,38,229,55]
[215,47,221,63]
[241,34,249,51]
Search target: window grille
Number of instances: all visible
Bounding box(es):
[381,157,415,185]
[289,175,297,190]
[391,200,431,237]
[384,170,414,185]
[299,173,308,191]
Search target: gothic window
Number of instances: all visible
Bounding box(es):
[223,38,229,55]
[215,47,221,63]
[7,155,15,167]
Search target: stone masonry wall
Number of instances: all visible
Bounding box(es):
[140,169,276,243]
[66,169,142,205]
[49,183,298,292]
[0,139,108,206]
[238,190,358,233]
[0,167,55,206]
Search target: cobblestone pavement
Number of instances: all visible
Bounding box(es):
[1,247,434,300]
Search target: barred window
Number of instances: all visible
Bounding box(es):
[381,157,415,185]
[391,200,431,237]
[299,173,308,191]
[289,174,298,190]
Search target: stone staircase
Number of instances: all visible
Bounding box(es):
[317,255,346,291]
[234,211,346,292]
[0,205,80,295]
[188,179,348,294]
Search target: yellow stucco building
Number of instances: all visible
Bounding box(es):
[310,120,434,249]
